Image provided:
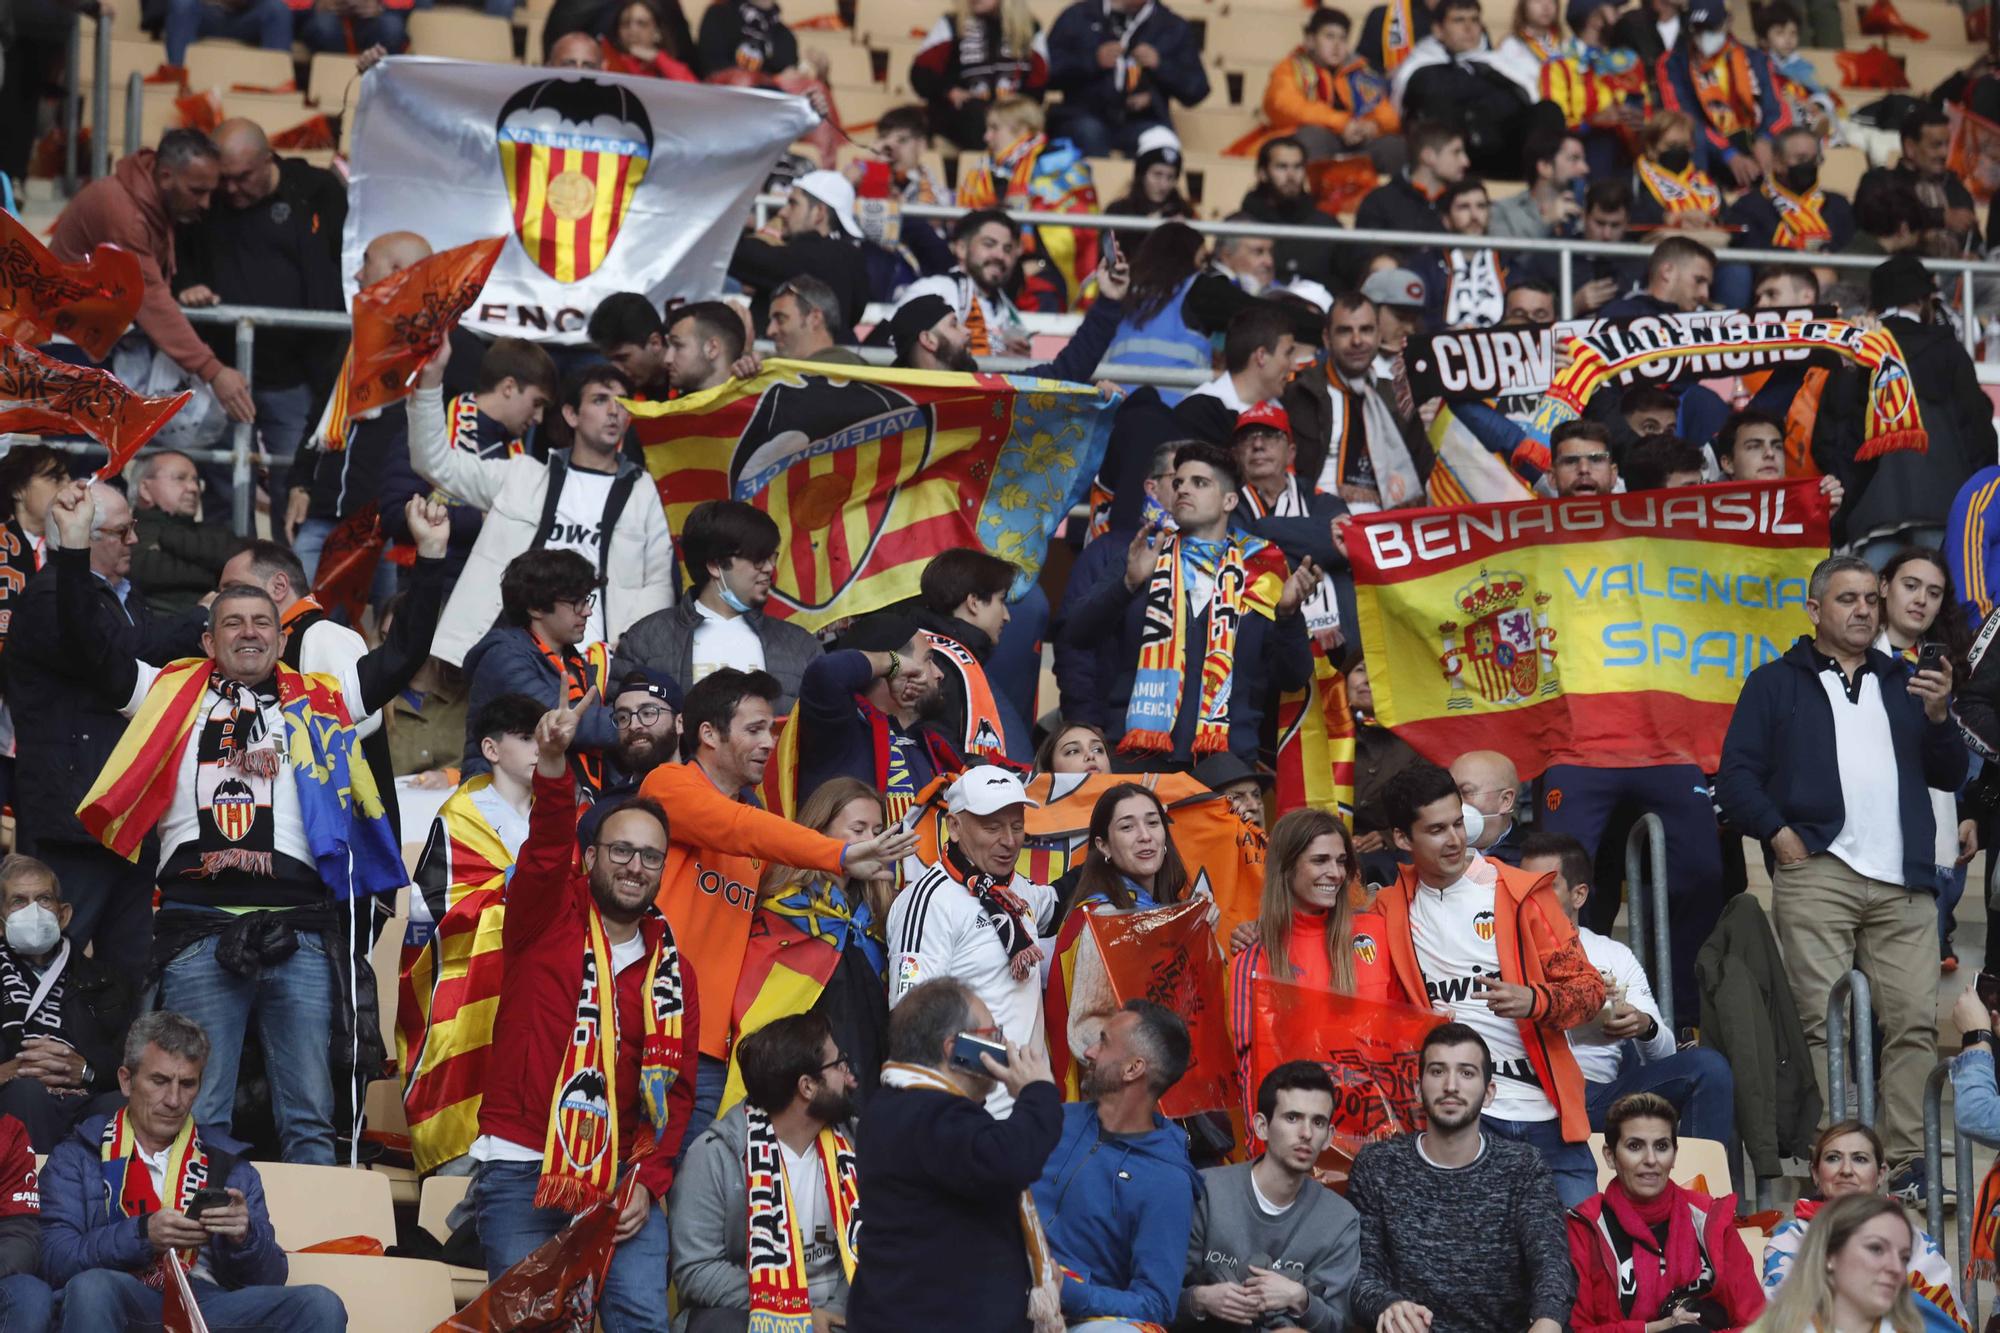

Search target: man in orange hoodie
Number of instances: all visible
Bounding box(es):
[1373,760,1604,1206]
[637,667,913,1153]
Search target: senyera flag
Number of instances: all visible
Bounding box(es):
[0,336,191,476]
[319,236,507,449]
[1344,478,1830,781]
[632,361,1117,632]
[1245,973,1444,1178]
[0,210,144,361]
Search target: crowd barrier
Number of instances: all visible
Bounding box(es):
[1622,812,1675,1035]
[1924,1058,1983,1329]
[1827,968,1878,1126]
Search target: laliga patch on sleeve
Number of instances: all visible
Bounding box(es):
[896,956,921,989]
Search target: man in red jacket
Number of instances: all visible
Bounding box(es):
[470,688,698,1333]
[47,129,254,425]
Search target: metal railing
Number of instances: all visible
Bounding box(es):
[1924,1058,1982,1330]
[1622,812,1675,1036]
[60,12,113,196]
[1827,969,1877,1127]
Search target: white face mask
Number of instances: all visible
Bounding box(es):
[4,903,60,956]
[1460,802,1487,847]
[1695,27,1728,55]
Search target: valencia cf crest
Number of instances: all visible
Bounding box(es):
[1353,933,1378,966]
[555,1068,611,1172]
[1473,911,1496,943]
[210,777,258,844]
[495,78,654,284]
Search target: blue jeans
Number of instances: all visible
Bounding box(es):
[1858,526,1947,571]
[158,928,337,1164]
[1046,106,1156,157]
[471,1159,670,1333]
[1482,1114,1598,1208]
[1586,1044,1738,1156]
[677,1053,727,1167]
[161,0,291,65]
[1938,861,1967,955]
[57,1268,344,1332]
[297,7,408,50]
[0,1273,51,1332]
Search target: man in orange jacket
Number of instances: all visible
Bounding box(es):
[1372,760,1605,1206]
[637,668,914,1152]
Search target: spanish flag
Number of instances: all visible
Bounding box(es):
[1274,642,1357,820]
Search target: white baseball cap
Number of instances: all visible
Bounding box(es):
[791,169,863,239]
[947,765,1041,816]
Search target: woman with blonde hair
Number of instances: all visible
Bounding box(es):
[1751,1194,1926,1333]
[908,0,1049,150]
[752,777,896,1102]
[1632,109,1722,230]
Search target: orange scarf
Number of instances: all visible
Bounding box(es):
[1636,157,1722,218]
[1763,178,1832,249]
[1690,41,1758,139]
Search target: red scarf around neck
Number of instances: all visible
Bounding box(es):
[1602,1178,1707,1317]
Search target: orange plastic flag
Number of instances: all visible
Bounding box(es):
[162,1249,212,1333]
[432,1174,627,1332]
[1079,901,1241,1119]
[324,236,506,447]
[0,210,144,360]
[0,337,191,475]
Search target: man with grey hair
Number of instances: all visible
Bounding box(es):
[4,480,204,973]
[766,276,863,365]
[1716,552,1968,1199]
[40,1010,348,1331]
[130,451,238,616]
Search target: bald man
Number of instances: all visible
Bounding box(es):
[1450,749,1524,865]
[173,118,348,512]
[545,30,606,67]
[5,481,206,972]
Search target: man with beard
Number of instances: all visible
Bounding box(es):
[888,243,1132,383]
[1549,421,1618,498]
[598,671,682,802]
[668,1012,862,1331]
[1239,136,1351,291]
[616,500,822,711]
[640,669,914,1152]
[1284,293,1431,512]
[665,302,751,396]
[467,689,698,1333]
[1347,1023,1574,1333]
[1180,1062,1360,1331]
[897,209,1033,358]
[1029,999,1199,1329]
[796,613,957,823]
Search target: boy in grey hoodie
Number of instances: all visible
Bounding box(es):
[1177,1061,1359,1333]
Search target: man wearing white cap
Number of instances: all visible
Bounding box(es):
[728,168,873,349]
[887,765,1060,1115]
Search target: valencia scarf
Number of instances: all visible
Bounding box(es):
[533,632,612,797]
[1636,157,1722,219]
[958,131,1046,210]
[943,840,1043,981]
[1321,362,1423,510]
[1382,0,1417,70]
[879,1061,1063,1333]
[1592,1180,1713,1318]
[1540,318,1926,460]
[536,908,685,1211]
[0,939,65,1051]
[1763,178,1833,250]
[1689,41,1758,139]
[192,676,283,878]
[744,1105,860,1332]
[927,633,1009,761]
[77,660,402,901]
[1103,0,1157,90]
[1121,533,1259,756]
[100,1109,209,1290]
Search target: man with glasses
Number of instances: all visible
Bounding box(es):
[669,1011,863,1333]
[469,688,699,1333]
[599,670,683,802]
[617,499,822,713]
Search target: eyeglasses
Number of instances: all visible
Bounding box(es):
[819,1050,853,1074]
[557,594,599,613]
[95,523,136,540]
[596,841,665,871]
[612,703,673,729]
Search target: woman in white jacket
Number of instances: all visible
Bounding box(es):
[407,349,675,666]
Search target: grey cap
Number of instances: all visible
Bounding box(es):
[1360,267,1427,310]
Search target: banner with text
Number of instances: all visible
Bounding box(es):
[1346,478,1830,779]
[1404,305,1829,405]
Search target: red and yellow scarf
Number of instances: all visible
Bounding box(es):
[1763,178,1832,249]
[538,908,685,1212]
[1636,156,1722,219]
[744,1105,860,1331]
[958,131,1044,210]
[1690,41,1758,139]
[101,1110,208,1290]
[1120,534,1285,756]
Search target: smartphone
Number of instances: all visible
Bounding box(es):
[1104,228,1122,270]
[1918,642,1946,676]
[948,1032,1007,1075]
[183,1187,231,1220]
[1978,970,2000,1014]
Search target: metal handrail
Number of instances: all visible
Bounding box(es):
[1923,1058,1982,1330]
[1828,970,1877,1127]
[1622,812,1674,1035]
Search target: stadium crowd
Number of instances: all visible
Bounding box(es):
[7,0,2000,1325]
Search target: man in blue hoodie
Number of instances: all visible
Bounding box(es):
[1031,998,1202,1331]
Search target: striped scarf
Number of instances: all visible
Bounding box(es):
[533,633,611,798]
[927,633,1008,761]
[744,1106,859,1333]
[1382,0,1417,70]
[1636,157,1722,219]
[100,1110,209,1290]
[537,907,685,1211]
[1763,178,1832,250]
[1121,534,1270,756]
[1690,41,1757,139]
[1442,248,1506,329]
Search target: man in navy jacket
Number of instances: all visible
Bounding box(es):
[1046,0,1210,157]
[1715,553,1966,1192]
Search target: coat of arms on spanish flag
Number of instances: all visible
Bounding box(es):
[631,361,1117,632]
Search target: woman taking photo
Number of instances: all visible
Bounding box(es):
[1761,1122,1966,1333]
[1569,1093,1766,1333]
[754,777,895,1102]
[1751,1194,1926,1333]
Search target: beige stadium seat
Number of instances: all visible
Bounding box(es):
[407,9,517,63]
[286,1253,457,1331]
[184,41,295,91]
[363,1078,420,1209]
[417,1174,487,1307]
[1188,155,1256,214]
[820,38,879,86]
[1588,1134,1735,1193]
[1205,20,1282,67]
[307,52,360,109]
[860,0,940,43]
[1174,108,1251,155]
[217,91,314,136]
[1906,48,1974,96]
[257,1162,397,1251]
[832,84,906,128]
[1090,154,1134,203]
[877,37,926,93]
[76,37,170,89]
[1822,144,1868,200]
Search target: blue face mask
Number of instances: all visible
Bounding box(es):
[717,578,756,615]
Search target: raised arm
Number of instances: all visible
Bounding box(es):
[408,351,510,510]
[503,689,600,947]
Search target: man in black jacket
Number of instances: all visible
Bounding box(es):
[1715,554,1967,1191]
[0,854,131,1151]
[847,977,1061,1333]
[1390,0,1534,179]
[3,481,204,973]
[129,450,239,616]
[1045,0,1209,157]
[1354,120,1465,254]
[1239,136,1353,290]
[729,170,872,343]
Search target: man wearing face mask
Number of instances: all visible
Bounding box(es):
[0,855,132,1152]
[1451,749,1525,866]
[1655,0,1793,189]
[1724,126,1855,253]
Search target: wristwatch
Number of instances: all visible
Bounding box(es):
[1963,1029,1996,1051]
[884,650,902,683]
